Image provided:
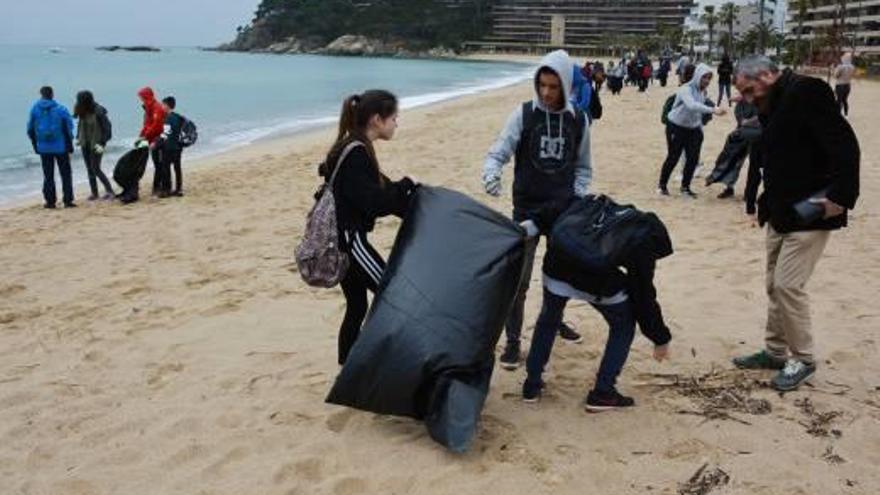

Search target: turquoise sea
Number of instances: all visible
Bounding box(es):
[0,46,531,203]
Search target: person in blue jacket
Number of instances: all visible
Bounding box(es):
[27,86,76,208]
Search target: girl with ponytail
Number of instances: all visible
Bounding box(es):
[321,89,417,365]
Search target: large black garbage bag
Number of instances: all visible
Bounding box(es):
[113,147,149,203]
[705,130,752,187]
[326,186,526,452]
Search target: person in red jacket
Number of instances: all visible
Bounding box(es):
[136,87,168,196]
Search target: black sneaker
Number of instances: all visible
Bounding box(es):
[657,185,670,196]
[43,203,56,209]
[558,322,583,343]
[680,188,698,199]
[717,187,734,199]
[499,342,521,370]
[732,350,786,370]
[522,379,544,403]
[63,202,78,208]
[585,388,635,413]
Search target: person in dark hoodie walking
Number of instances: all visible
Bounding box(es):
[322,90,418,365]
[157,96,185,197]
[717,54,734,106]
[518,198,673,410]
[134,87,167,196]
[482,49,593,370]
[731,55,860,391]
[73,90,114,200]
[27,86,76,209]
[658,63,727,198]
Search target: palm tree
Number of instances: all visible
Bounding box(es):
[700,6,720,61]
[719,2,740,55]
[791,0,818,69]
[685,30,702,56]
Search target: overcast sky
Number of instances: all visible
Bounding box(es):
[0,0,260,47]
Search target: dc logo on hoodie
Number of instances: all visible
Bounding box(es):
[540,135,565,161]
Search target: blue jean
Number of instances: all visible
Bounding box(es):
[40,153,73,206]
[526,288,636,393]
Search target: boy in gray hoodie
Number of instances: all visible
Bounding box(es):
[658,63,727,198]
[482,50,593,369]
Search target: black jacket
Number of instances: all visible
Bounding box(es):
[530,198,672,346]
[161,112,185,151]
[717,59,734,84]
[756,69,860,233]
[328,145,415,234]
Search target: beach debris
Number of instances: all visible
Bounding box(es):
[822,445,846,465]
[654,368,772,425]
[677,463,730,495]
[795,398,842,437]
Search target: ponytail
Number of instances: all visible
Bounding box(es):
[321,90,398,183]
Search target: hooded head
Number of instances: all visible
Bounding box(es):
[690,63,713,91]
[138,87,156,104]
[533,50,574,113]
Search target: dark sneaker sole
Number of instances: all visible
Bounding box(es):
[772,370,816,392]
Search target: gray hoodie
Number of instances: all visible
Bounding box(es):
[482,50,592,198]
[667,63,715,129]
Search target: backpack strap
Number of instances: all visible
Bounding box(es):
[327,140,364,187]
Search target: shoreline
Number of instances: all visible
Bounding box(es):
[0,58,535,211]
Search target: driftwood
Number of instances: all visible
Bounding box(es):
[678,463,731,495]
[647,368,772,425]
[795,397,843,437]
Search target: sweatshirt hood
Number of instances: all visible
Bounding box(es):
[689,63,713,91]
[533,49,574,114]
[138,87,156,102]
[37,99,58,110]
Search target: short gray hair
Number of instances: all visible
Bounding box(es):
[734,55,779,80]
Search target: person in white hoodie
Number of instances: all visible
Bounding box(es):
[482,50,593,369]
[657,63,727,198]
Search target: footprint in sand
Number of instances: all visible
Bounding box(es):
[145,362,185,389]
[274,457,325,484]
[325,409,356,433]
[332,476,368,495]
[201,446,249,478]
[663,438,712,461]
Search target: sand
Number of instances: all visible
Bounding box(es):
[1,70,879,495]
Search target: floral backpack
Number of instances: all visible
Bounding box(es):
[295,141,362,288]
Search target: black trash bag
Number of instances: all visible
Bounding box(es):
[705,130,751,187]
[550,195,673,274]
[326,186,526,452]
[113,147,149,203]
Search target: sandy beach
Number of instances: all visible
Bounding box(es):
[1,71,879,494]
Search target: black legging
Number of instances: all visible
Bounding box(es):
[81,146,114,196]
[338,230,386,365]
[835,84,851,116]
[659,123,704,191]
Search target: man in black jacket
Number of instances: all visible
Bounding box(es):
[731,56,860,391]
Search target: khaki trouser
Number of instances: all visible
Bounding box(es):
[764,226,831,364]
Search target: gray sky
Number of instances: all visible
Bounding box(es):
[0,0,260,47]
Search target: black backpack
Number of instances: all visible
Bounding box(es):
[550,195,673,274]
[179,117,198,147]
[660,94,677,125]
